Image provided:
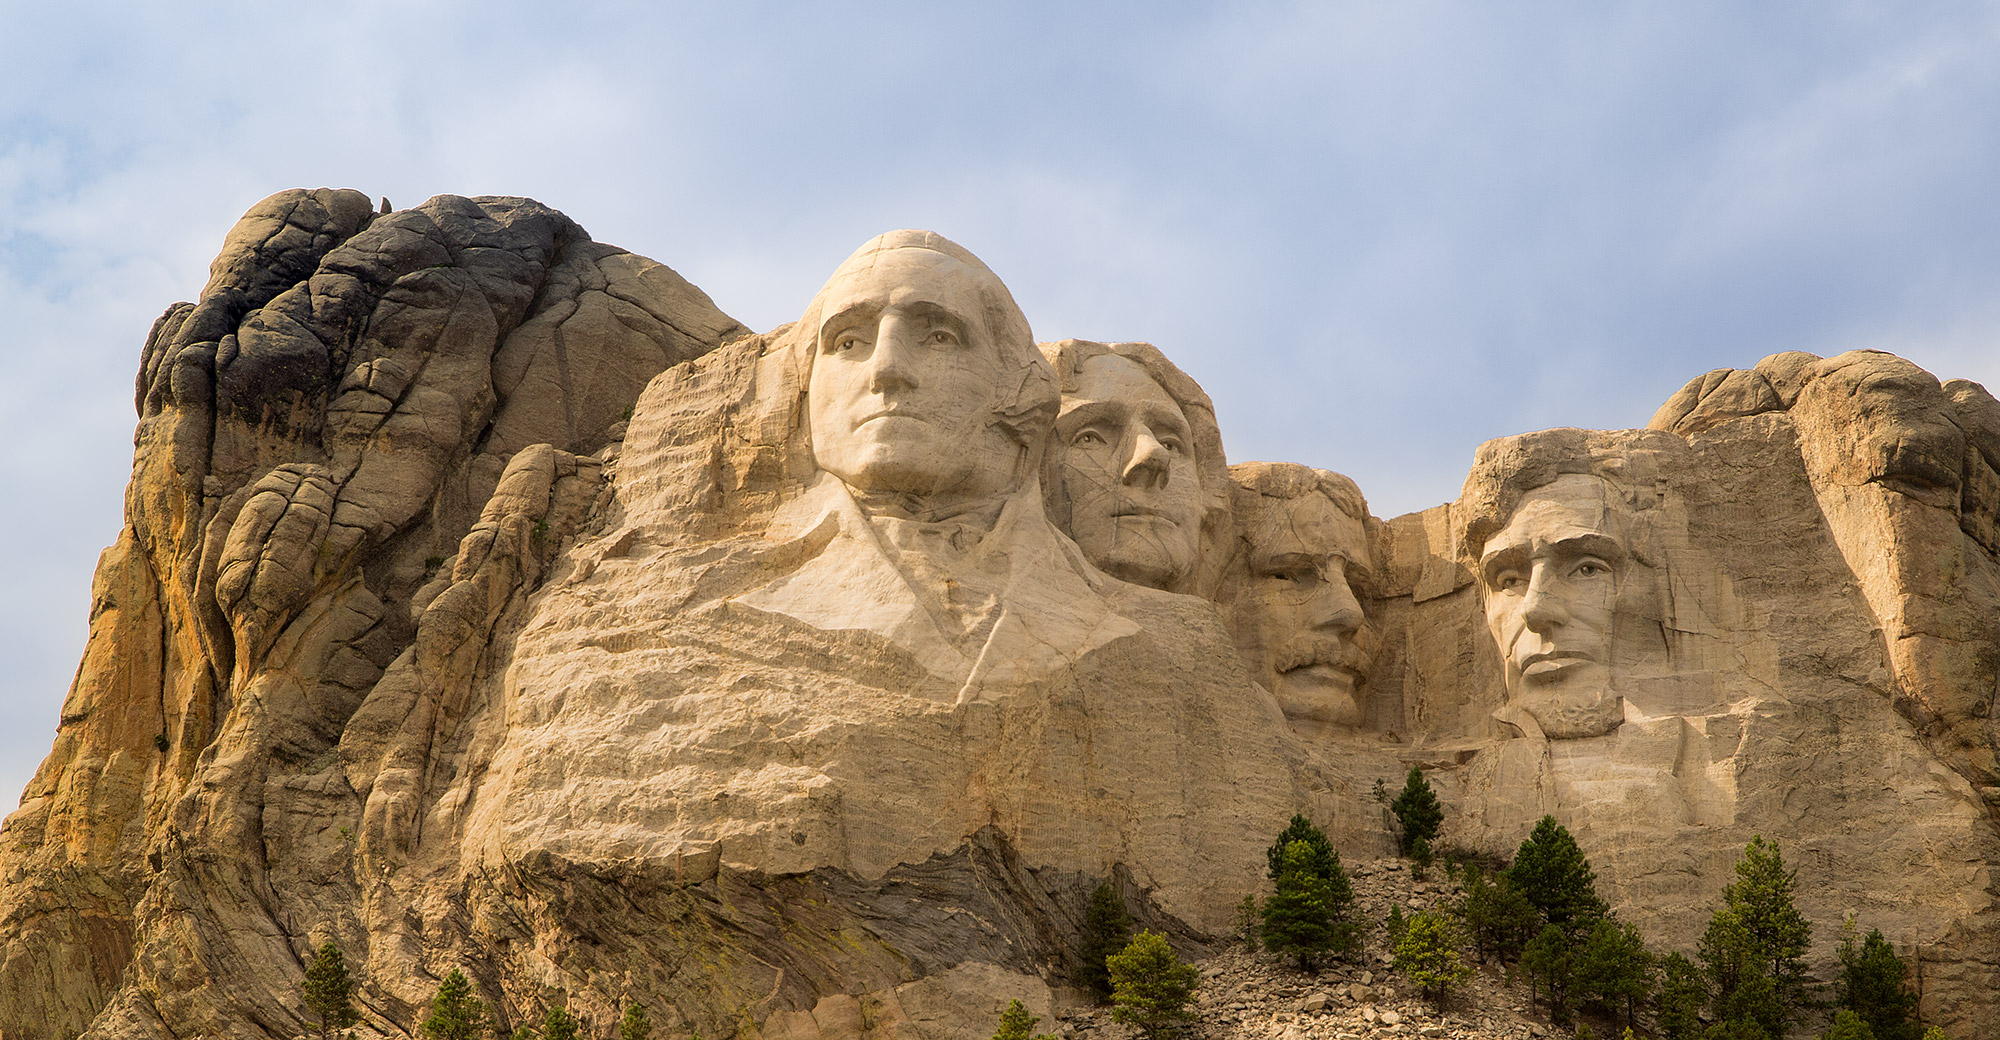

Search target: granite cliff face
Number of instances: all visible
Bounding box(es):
[1,192,1996,1040]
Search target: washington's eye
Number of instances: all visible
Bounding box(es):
[926,328,959,347]
[1494,570,1526,592]
[828,332,864,354]
[1072,429,1107,447]
[1159,436,1186,454]
[1574,559,1610,579]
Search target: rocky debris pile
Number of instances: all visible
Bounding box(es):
[1058,860,1565,1040]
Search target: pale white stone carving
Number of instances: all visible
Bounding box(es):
[732,231,1141,694]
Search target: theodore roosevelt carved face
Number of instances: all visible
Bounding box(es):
[1225,462,1377,738]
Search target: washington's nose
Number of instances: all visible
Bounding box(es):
[1122,429,1172,488]
[866,316,921,393]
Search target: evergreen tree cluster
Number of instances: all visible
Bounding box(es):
[1077,881,1133,1000]
[990,999,1056,1040]
[1833,920,1921,1040]
[1389,766,1443,856]
[1448,821,1934,1040]
[300,794,1944,1040]
[1106,931,1201,1038]
[1258,815,1363,971]
[297,943,662,1040]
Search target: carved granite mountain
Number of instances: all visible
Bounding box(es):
[0,191,1995,1040]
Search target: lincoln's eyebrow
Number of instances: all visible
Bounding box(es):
[1549,532,1627,564]
[1479,543,1529,581]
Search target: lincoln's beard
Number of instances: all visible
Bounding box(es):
[1507,662,1621,739]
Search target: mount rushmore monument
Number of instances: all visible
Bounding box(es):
[1,189,1997,1038]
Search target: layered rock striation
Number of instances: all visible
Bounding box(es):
[1,192,1996,1040]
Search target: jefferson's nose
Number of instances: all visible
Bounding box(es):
[1122,429,1172,488]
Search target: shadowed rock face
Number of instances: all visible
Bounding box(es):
[0,189,745,1040]
[3,201,2000,1040]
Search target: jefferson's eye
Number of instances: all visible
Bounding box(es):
[1072,429,1107,447]
[1574,559,1610,579]
[1494,571,1526,592]
[1159,437,1186,454]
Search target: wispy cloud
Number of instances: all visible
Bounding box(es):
[6,2,2000,805]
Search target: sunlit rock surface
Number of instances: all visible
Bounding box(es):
[0,191,1994,1040]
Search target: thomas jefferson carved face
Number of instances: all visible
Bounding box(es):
[1231,482,1374,736]
[1478,473,1627,736]
[808,247,1022,504]
[1053,354,1206,589]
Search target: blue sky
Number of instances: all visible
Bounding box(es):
[5,2,2000,806]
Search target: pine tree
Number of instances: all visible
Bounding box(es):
[1522,923,1579,1019]
[1078,881,1133,1000]
[1572,917,1654,1031]
[1819,1011,1877,1040]
[1390,767,1443,855]
[1262,840,1360,970]
[1657,951,1707,1040]
[540,1006,581,1040]
[1385,904,1408,945]
[1232,895,1261,947]
[990,998,1055,1040]
[421,970,487,1040]
[1458,864,1538,962]
[619,1004,653,1040]
[1391,908,1472,1005]
[1107,931,1199,1038]
[1265,814,1338,880]
[1834,922,1919,1040]
[1410,836,1434,880]
[1506,816,1608,932]
[1699,836,1812,1039]
[302,941,361,1040]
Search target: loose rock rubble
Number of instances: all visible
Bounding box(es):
[1059,860,1568,1040]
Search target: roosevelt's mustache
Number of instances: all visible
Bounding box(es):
[1274,636,1371,676]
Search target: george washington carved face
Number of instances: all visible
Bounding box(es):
[808,247,1022,505]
